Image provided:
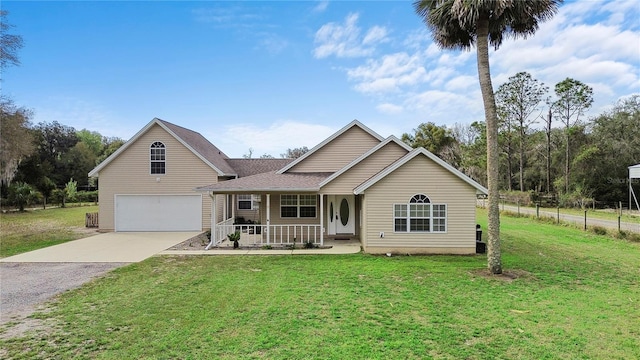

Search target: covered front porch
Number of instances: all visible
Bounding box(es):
[210,214,323,248]
[196,171,360,250]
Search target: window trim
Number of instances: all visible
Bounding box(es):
[237,194,254,210]
[236,194,260,211]
[393,194,447,233]
[280,194,317,218]
[150,141,166,175]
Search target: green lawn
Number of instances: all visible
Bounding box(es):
[1,209,639,359]
[0,205,98,258]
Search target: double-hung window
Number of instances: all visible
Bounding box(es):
[150,142,166,174]
[280,194,317,218]
[393,194,446,233]
[238,194,254,210]
[237,194,259,210]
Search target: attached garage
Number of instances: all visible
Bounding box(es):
[115,195,202,232]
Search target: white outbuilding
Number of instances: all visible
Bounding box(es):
[630,164,640,213]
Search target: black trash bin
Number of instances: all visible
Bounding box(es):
[475,224,486,254]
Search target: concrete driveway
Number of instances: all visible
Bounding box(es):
[0,232,199,263]
[0,232,198,328]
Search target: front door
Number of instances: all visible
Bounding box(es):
[327,195,355,235]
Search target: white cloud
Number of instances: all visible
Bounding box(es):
[313,13,389,59]
[313,0,639,129]
[445,75,477,91]
[362,26,389,45]
[192,6,262,26]
[376,103,403,114]
[212,121,336,158]
[347,52,428,93]
[313,1,329,13]
[256,33,288,55]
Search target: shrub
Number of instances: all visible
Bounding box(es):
[76,190,98,203]
[7,182,39,211]
[591,226,608,236]
[304,241,316,249]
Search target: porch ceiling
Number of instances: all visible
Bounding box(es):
[195,171,333,194]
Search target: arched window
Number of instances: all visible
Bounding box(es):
[393,194,446,233]
[410,194,430,203]
[150,142,166,174]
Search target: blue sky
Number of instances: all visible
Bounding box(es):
[4,0,639,158]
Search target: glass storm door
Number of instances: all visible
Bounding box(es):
[327,195,355,235]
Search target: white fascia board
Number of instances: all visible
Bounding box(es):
[276,120,385,174]
[319,136,411,187]
[155,120,227,177]
[88,118,160,177]
[353,148,488,195]
[88,118,230,178]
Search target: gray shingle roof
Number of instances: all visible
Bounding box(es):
[226,158,294,177]
[196,171,333,193]
[158,119,236,176]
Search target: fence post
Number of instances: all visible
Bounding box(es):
[536,204,539,218]
[517,200,520,216]
[619,201,622,216]
[557,207,560,224]
[618,216,621,232]
[584,210,587,231]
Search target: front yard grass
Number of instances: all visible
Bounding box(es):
[1,209,639,359]
[0,205,98,258]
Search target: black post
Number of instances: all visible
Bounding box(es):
[557,207,560,224]
[584,210,587,230]
[536,204,540,219]
[618,216,621,232]
[517,200,520,216]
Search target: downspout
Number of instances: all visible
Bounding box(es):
[205,192,216,250]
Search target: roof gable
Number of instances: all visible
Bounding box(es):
[89,118,235,177]
[277,120,384,174]
[354,148,488,195]
[318,136,411,188]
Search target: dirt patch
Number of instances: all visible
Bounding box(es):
[471,268,535,282]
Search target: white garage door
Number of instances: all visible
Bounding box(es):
[115,195,202,231]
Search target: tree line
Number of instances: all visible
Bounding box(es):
[402,73,640,208]
[1,98,124,209]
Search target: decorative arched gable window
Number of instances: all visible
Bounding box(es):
[150,142,166,174]
[393,194,446,233]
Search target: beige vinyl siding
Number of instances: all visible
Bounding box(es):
[97,124,219,231]
[287,126,381,173]
[361,155,477,254]
[320,142,408,194]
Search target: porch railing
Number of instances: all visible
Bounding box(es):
[209,219,322,248]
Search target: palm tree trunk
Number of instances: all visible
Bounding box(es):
[476,15,502,274]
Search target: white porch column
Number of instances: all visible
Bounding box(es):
[231,194,236,220]
[223,194,228,221]
[319,193,324,246]
[266,194,271,244]
[206,193,217,250]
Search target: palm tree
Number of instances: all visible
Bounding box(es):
[414,0,561,274]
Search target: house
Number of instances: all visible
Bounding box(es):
[87,118,289,232]
[89,118,487,254]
